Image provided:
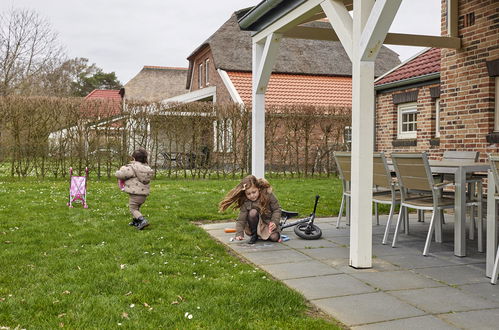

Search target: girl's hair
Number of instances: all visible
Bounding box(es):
[132,148,148,164]
[219,175,272,214]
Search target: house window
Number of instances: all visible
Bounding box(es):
[205,59,210,86]
[198,63,203,88]
[495,77,499,132]
[344,126,352,150]
[397,102,417,139]
[435,98,441,138]
[213,119,233,152]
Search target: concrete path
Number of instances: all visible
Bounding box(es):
[202,215,499,329]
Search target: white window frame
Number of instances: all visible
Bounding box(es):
[198,63,203,88]
[344,126,352,148]
[494,77,499,132]
[213,119,233,152]
[435,98,441,138]
[205,59,210,86]
[397,102,418,139]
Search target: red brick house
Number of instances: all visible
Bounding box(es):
[375,0,498,160]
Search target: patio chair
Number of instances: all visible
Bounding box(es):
[334,151,351,228]
[373,152,402,244]
[391,152,456,256]
[488,153,499,284]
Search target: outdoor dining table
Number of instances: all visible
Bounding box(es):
[387,159,490,258]
[427,160,490,258]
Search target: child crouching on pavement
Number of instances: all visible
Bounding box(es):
[219,175,281,244]
[116,148,154,230]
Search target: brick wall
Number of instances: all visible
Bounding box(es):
[375,0,498,160]
[190,47,233,103]
[440,0,498,161]
[375,83,441,158]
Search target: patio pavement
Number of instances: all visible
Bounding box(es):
[201,214,499,329]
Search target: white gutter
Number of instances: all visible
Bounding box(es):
[374,73,440,91]
[239,0,285,29]
[161,86,216,104]
[217,69,244,105]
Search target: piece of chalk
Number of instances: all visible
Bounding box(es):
[224,228,236,233]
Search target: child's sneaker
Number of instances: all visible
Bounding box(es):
[136,217,149,230]
[129,218,140,227]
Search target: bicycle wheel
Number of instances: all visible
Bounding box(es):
[294,223,322,240]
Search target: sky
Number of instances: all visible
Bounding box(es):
[1,0,441,84]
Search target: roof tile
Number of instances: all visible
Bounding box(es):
[227,72,352,107]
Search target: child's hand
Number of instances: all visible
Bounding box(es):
[269,222,276,232]
[235,236,244,241]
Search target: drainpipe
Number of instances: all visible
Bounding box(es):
[239,0,285,29]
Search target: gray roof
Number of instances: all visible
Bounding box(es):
[124,66,188,101]
[187,10,400,88]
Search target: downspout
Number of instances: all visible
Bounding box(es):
[239,0,285,29]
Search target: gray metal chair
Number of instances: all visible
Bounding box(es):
[373,152,401,244]
[391,152,456,256]
[488,153,499,284]
[334,151,351,228]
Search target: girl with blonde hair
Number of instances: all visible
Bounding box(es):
[219,175,281,244]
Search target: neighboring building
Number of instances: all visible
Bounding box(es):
[165,8,400,106]
[374,0,498,160]
[124,66,188,102]
[83,89,124,118]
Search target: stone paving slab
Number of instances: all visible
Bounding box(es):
[240,248,311,265]
[381,253,460,269]
[413,264,490,285]
[299,246,350,260]
[438,309,499,329]
[259,260,341,280]
[351,315,458,330]
[280,237,339,249]
[350,270,444,291]
[312,292,425,326]
[458,283,499,303]
[388,286,498,314]
[284,274,375,300]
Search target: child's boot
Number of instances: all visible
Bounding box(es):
[129,218,140,227]
[248,233,258,244]
[136,216,149,230]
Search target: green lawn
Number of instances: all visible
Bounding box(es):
[0,177,347,329]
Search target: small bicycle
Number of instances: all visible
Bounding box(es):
[280,195,322,240]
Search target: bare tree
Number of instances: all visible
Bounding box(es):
[0,8,65,96]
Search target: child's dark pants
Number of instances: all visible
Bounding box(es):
[129,194,147,219]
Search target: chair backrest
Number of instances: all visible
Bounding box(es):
[488,153,499,193]
[443,150,479,162]
[391,152,433,192]
[334,151,351,182]
[373,152,392,189]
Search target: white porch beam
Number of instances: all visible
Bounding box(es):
[256,33,282,94]
[283,27,461,49]
[321,0,354,61]
[359,0,402,61]
[252,0,324,44]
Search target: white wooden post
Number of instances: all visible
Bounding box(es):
[251,33,282,178]
[349,0,375,268]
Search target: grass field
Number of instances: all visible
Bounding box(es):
[0,176,348,329]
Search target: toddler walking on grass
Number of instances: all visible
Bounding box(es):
[219,175,281,244]
[116,148,154,230]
